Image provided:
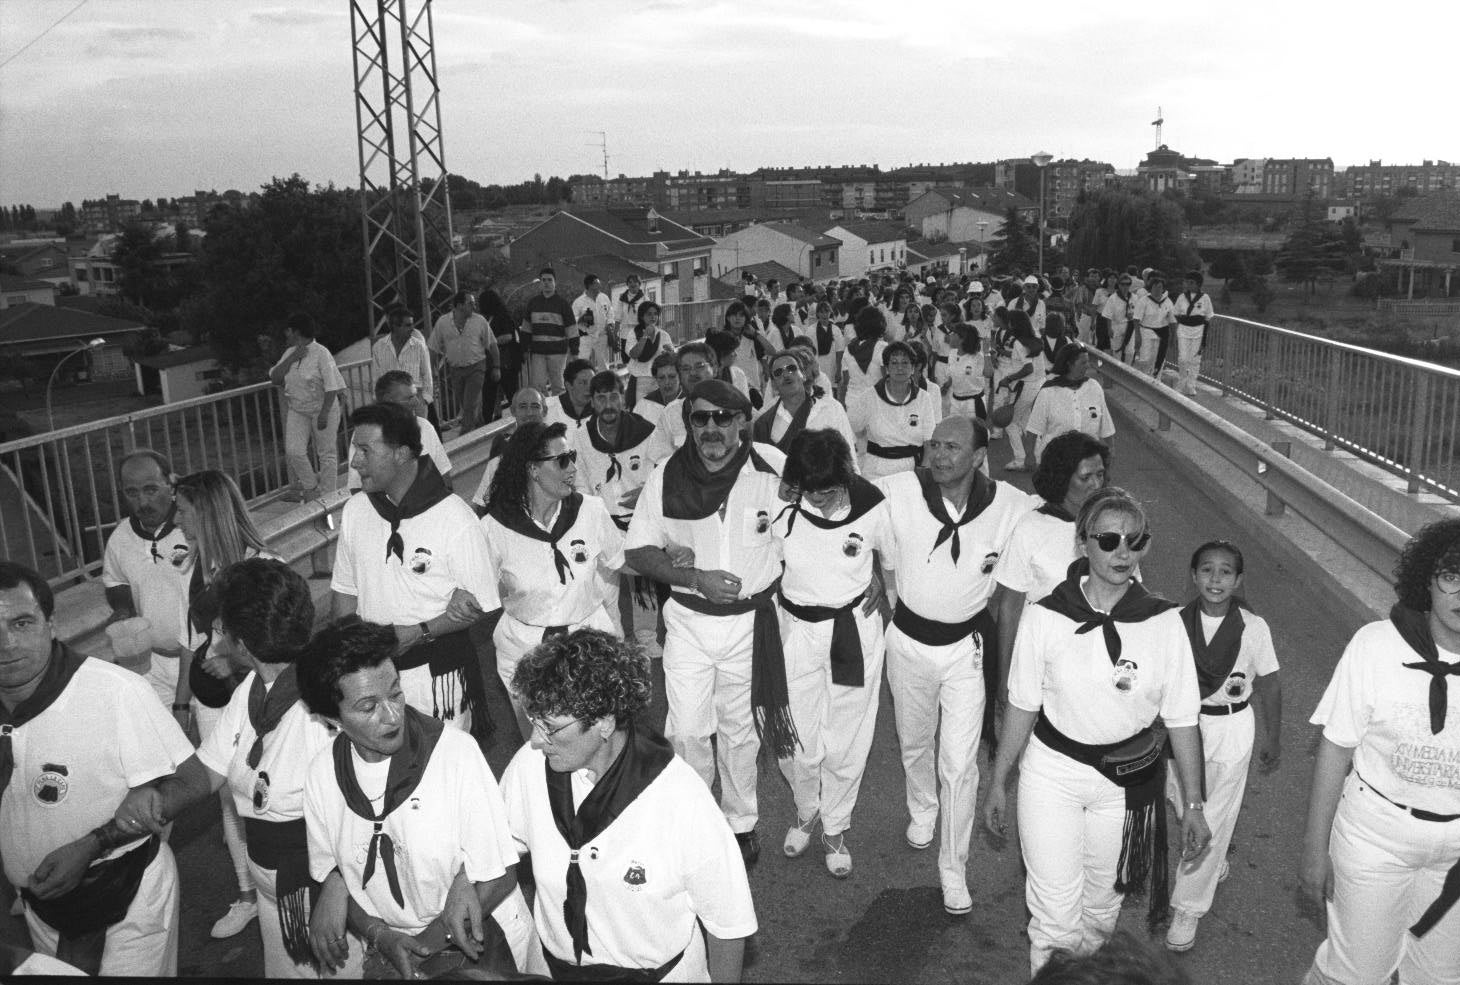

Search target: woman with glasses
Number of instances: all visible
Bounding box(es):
[752,349,856,456]
[174,470,276,941]
[112,559,336,978]
[772,429,890,879]
[847,340,942,480]
[482,421,625,738]
[501,629,757,982]
[981,487,1211,976]
[1300,519,1460,985]
[620,301,672,410]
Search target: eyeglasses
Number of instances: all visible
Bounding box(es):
[689,409,741,428]
[532,450,577,469]
[1436,571,1460,594]
[771,364,801,378]
[680,361,713,374]
[528,716,582,744]
[1087,531,1151,553]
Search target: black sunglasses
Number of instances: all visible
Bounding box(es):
[689,410,741,427]
[1088,531,1151,552]
[771,364,802,378]
[532,450,577,469]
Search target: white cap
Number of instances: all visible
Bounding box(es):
[966,283,984,295]
[1022,275,1040,286]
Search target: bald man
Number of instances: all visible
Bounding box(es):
[469,387,546,513]
[877,415,1035,915]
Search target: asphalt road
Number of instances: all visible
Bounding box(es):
[164,417,1354,983]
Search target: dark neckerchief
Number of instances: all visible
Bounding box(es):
[586,412,655,484]
[1038,558,1179,664]
[777,475,884,537]
[330,705,444,908]
[488,493,585,585]
[662,438,778,521]
[365,457,453,563]
[619,288,643,308]
[777,323,796,349]
[751,394,814,452]
[559,392,591,423]
[874,379,918,407]
[0,642,87,801]
[816,321,835,355]
[1036,501,1076,522]
[847,338,878,374]
[1042,373,1087,392]
[1391,603,1460,734]
[915,468,995,564]
[643,387,675,407]
[1180,600,1247,699]
[246,665,302,769]
[546,722,674,965]
[129,505,179,561]
[628,325,662,363]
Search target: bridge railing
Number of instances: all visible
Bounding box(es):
[1201,314,1460,502]
[0,356,379,587]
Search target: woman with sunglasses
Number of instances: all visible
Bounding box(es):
[846,340,942,480]
[173,470,277,941]
[112,558,336,978]
[982,487,1210,976]
[752,349,856,456]
[501,629,756,981]
[482,421,625,739]
[1300,519,1460,985]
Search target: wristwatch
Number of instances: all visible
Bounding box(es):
[1185,800,1205,812]
[418,621,435,644]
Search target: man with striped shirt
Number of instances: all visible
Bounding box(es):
[521,267,579,397]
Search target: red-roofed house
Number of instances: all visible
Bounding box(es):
[710,223,842,282]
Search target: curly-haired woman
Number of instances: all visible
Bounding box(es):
[501,629,757,982]
[1300,518,1460,985]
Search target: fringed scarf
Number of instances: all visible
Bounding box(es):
[915,468,995,564]
[487,494,585,585]
[330,705,444,909]
[365,457,452,563]
[546,722,673,965]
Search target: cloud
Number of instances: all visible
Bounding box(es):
[248,7,342,27]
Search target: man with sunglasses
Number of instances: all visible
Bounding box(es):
[877,415,1036,916]
[102,449,193,722]
[625,380,791,868]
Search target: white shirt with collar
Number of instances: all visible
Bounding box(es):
[372,331,435,404]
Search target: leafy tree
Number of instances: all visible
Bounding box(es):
[1276,192,1350,298]
[988,207,1039,274]
[111,222,173,309]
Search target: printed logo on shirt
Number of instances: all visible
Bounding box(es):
[1089,406,1100,420]
[628,454,642,473]
[252,770,271,814]
[1389,703,1460,790]
[570,539,590,565]
[1223,671,1250,702]
[908,414,920,428]
[170,544,190,568]
[623,861,647,891]
[980,552,1000,575]
[755,510,770,535]
[409,548,433,574]
[1113,658,1139,694]
[842,532,864,558]
[32,763,69,806]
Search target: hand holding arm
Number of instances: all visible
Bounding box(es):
[309,870,351,972]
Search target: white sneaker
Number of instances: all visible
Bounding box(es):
[905,818,935,850]
[942,882,972,916]
[1166,910,1199,952]
[210,899,258,939]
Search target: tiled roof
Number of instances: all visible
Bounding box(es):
[558,207,714,248]
[1391,192,1460,232]
[0,302,147,345]
[0,275,55,293]
[557,253,656,284]
[728,261,802,285]
[826,221,906,244]
[135,345,218,370]
[763,223,841,248]
[913,186,1036,212]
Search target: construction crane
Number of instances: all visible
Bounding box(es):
[349,0,458,341]
[1151,106,1164,148]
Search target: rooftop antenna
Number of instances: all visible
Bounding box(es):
[1151,106,1164,148]
[587,131,609,179]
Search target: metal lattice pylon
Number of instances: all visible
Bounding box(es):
[350,0,457,341]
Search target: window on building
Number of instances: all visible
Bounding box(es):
[869,250,875,265]
[660,262,676,281]
[692,256,707,277]
[1452,238,1460,255]
[814,253,822,268]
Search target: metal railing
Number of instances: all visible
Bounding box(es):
[1376,298,1460,316]
[0,356,378,587]
[659,299,732,344]
[1200,315,1460,501]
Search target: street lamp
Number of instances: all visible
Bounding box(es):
[1031,151,1053,274]
[976,220,988,270]
[47,337,105,432]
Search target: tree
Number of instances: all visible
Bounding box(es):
[110,222,172,309]
[1275,192,1350,298]
[988,207,1039,274]
[182,174,367,373]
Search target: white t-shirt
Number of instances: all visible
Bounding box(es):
[625,444,786,602]
[470,457,502,511]
[946,350,987,399]
[347,426,451,492]
[643,399,687,464]
[304,727,531,938]
[482,496,625,627]
[572,292,617,350]
[1311,619,1460,813]
[1195,608,1279,708]
[1025,379,1116,461]
[810,323,849,384]
[878,471,1036,622]
[1172,291,1214,325]
[841,340,886,399]
[331,491,500,623]
[272,340,346,416]
[102,518,192,658]
[847,385,941,472]
[1,659,194,885]
[753,397,858,460]
[1134,293,1176,330]
[196,670,335,822]
[501,744,757,980]
[544,393,593,432]
[623,329,673,381]
[570,418,656,529]
[774,489,892,607]
[994,508,1078,604]
[1009,595,1201,743]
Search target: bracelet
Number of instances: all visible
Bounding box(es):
[1185,800,1205,812]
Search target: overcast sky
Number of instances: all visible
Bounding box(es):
[1,0,1456,208]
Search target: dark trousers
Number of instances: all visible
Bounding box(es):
[483,341,521,421]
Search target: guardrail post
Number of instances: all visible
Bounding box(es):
[1265,440,1292,516]
[1323,348,1342,451]
[1262,332,1277,421]
[1406,371,1432,494]
[1157,409,1172,432]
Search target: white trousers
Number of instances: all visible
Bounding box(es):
[885,623,985,890]
[1167,708,1253,917]
[400,664,471,733]
[24,842,180,977]
[196,700,255,896]
[494,606,616,736]
[775,603,885,837]
[1018,736,1127,976]
[250,858,316,979]
[284,404,341,494]
[1303,773,1460,985]
[1175,323,1205,395]
[142,652,180,711]
[661,601,759,833]
[858,453,917,481]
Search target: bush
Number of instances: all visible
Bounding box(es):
[1350,276,1383,301]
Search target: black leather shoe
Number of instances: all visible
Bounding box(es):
[735,829,760,867]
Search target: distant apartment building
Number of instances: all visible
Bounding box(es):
[710,223,840,282]
[1345,160,1460,200]
[753,169,823,211]
[1046,160,1118,219]
[1230,159,1267,194]
[905,187,1037,244]
[0,242,70,286]
[1262,159,1333,198]
[79,194,142,234]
